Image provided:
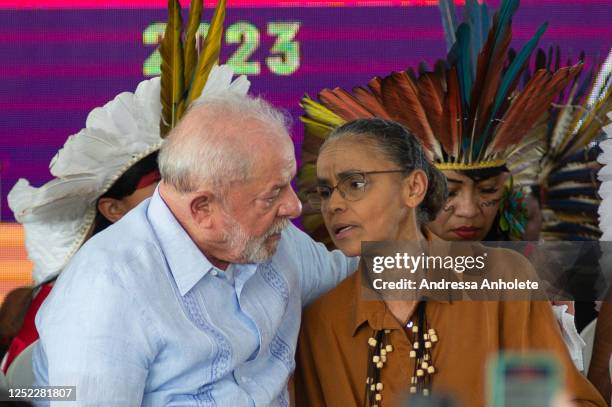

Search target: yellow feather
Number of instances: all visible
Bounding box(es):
[159,0,184,138]
[183,0,203,87]
[549,80,580,154]
[301,118,336,140]
[576,89,611,142]
[186,0,226,105]
[300,97,345,128]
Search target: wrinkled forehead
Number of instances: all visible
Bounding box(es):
[251,133,296,178]
[317,138,381,180]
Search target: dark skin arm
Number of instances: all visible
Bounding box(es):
[588,300,611,403]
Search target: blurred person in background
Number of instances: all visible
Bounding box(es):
[589,116,612,403]
[1,77,164,373]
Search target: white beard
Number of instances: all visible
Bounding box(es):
[223,214,290,263]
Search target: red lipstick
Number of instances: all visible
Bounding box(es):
[452,226,481,240]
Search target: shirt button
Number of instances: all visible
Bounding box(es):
[211,270,218,277]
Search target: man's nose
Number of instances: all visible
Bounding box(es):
[278,186,302,219]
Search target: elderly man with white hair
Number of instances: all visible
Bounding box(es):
[32,94,357,406]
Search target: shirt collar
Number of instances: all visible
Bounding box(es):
[147,187,216,296]
[351,272,400,336]
[350,228,450,336]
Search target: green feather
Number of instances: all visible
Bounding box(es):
[455,24,474,109]
[481,2,490,48]
[464,0,481,69]
[492,0,519,49]
[476,22,548,156]
[493,22,548,118]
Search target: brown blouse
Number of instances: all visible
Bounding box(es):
[295,251,606,407]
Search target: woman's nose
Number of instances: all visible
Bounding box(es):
[326,188,347,213]
[452,194,480,218]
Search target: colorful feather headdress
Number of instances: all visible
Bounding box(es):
[7,0,249,285]
[533,49,612,241]
[300,0,581,173]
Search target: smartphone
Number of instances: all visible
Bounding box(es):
[487,352,562,407]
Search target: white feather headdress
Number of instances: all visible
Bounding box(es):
[598,112,612,241]
[8,66,250,285]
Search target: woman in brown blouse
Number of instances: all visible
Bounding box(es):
[294,118,606,407]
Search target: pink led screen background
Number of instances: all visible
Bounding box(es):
[0,0,610,295]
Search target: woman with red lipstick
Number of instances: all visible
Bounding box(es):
[427,167,510,242]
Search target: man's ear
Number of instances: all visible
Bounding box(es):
[190,191,216,228]
[97,197,129,224]
[401,169,428,208]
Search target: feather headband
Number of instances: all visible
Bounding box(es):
[300,0,582,172]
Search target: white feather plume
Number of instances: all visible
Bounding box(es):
[598,113,612,241]
[8,65,250,284]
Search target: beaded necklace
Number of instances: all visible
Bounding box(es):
[365,302,438,406]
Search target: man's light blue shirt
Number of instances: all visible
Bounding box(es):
[33,189,356,406]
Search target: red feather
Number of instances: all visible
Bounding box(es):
[444,67,462,159]
[368,77,384,100]
[469,14,513,139]
[381,72,437,155]
[319,88,374,120]
[352,86,391,119]
[417,72,448,153]
[490,64,582,155]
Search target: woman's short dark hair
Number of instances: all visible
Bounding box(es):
[91,151,159,235]
[322,118,448,223]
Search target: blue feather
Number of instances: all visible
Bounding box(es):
[464,0,481,69]
[476,21,548,155]
[493,0,519,48]
[438,0,458,51]
[481,2,490,48]
[492,22,548,120]
[452,24,474,108]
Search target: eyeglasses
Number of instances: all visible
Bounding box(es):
[308,170,405,210]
